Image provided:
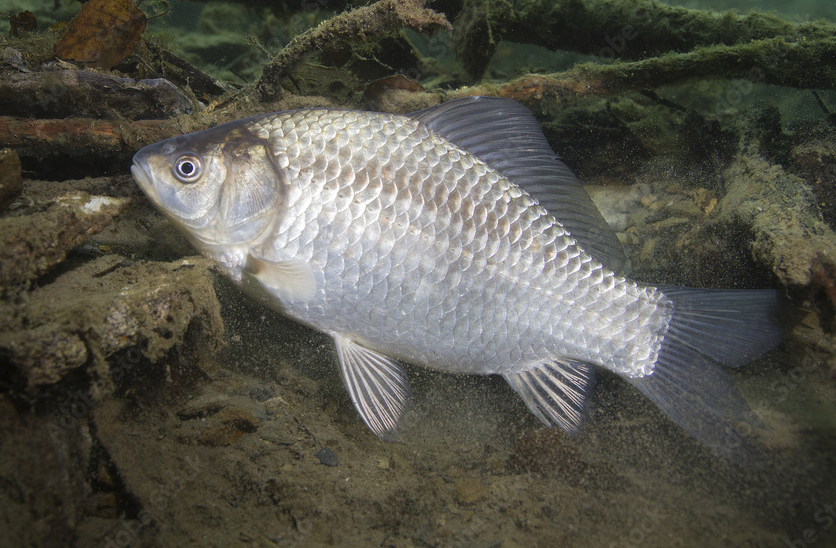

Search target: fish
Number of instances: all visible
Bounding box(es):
[131,96,782,453]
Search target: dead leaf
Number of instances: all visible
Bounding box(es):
[55,0,147,70]
[364,74,425,98]
[10,11,37,37]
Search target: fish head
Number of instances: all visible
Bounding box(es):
[131,122,285,248]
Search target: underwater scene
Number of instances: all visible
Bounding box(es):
[1,0,836,546]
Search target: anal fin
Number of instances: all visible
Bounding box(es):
[503,360,595,434]
[334,335,412,439]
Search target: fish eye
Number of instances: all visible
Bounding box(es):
[173,154,202,183]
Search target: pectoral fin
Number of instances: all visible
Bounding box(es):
[333,335,412,439]
[243,253,317,302]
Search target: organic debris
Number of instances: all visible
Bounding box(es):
[55,0,147,70]
[452,0,836,81]
[0,70,194,120]
[0,254,223,391]
[9,11,37,38]
[256,0,451,99]
[0,192,130,288]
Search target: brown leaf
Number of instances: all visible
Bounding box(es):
[55,0,147,70]
[10,11,37,37]
[364,74,425,98]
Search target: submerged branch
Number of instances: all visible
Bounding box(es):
[256,0,451,100]
[0,117,184,158]
[448,36,836,105]
[453,0,836,80]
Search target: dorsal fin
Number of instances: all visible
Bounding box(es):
[410,96,625,272]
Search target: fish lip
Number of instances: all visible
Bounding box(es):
[130,158,156,199]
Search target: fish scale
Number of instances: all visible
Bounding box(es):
[253,108,661,378]
[132,96,782,452]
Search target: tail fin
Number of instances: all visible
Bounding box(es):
[629,288,783,456]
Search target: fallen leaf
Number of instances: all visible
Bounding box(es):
[55,0,147,70]
[364,74,425,98]
[10,11,37,37]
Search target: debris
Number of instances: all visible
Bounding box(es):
[9,11,37,38]
[364,73,425,99]
[444,36,836,106]
[256,0,451,99]
[0,116,180,161]
[0,255,224,391]
[0,70,195,120]
[0,192,130,288]
[185,406,261,446]
[315,447,339,467]
[452,0,836,81]
[55,0,147,70]
[716,139,836,289]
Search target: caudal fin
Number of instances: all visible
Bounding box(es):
[629,288,783,456]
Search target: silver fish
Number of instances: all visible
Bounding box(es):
[132,97,781,452]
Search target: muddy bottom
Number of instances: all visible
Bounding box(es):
[2,177,835,548]
[4,291,834,548]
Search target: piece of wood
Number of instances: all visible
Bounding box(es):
[452,0,836,80]
[0,69,195,120]
[0,117,184,158]
[256,0,451,99]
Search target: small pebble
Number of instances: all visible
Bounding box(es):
[315,447,339,467]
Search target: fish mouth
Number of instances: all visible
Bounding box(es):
[130,160,157,200]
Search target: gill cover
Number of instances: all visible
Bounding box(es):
[218,131,285,234]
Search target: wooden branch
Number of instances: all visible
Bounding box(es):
[2,32,830,161]
[256,0,451,99]
[446,36,836,105]
[0,69,196,120]
[0,149,22,210]
[0,117,185,158]
[142,40,235,100]
[453,0,836,80]
[0,93,347,158]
